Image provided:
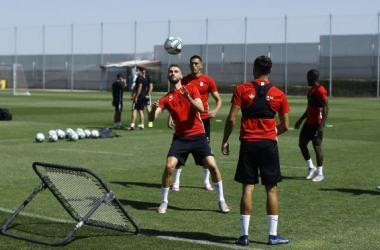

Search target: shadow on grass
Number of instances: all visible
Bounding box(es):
[118,198,221,213]
[111,181,161,189]
[281,175,306,181]
[140,228,268,246]
[319,188,380,195]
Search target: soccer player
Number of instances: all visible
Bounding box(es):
[171,55,222,192]
[127,67,148,130]
[222,56,290,246]
[294,69,329,182]
[112,73,127,128]
[149,64,230,214]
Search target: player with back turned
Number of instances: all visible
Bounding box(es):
[222,55,290,246]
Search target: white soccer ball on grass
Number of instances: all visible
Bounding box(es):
[35,133,45,142]
[91,130,99,138]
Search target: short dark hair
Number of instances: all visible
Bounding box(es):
[168,64,182,72]
[254,56,272,75]
[190,55,202,62]
[307,69,319,79]
[117,73,124,79]
[136,66,145,71]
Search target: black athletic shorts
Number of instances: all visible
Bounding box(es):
[300,123,323,140]
[114,98,123,112]
[202,118,210,144]
[167,133,213,167]
[234,139,282,185]
[132,98,145,111]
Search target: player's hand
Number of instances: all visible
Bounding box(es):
[179,87,190,100]
[130,96,135,100]
[112,101,115,107]
[209,111,217,118]
[294,120,302,129]
[221,142,230,155]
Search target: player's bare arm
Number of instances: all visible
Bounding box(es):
[295,110,307,129]
[149,101,162,121]
[209,91,222,118]
[276,113,289,136]
[221,104,240,155]
[319,99,329,133]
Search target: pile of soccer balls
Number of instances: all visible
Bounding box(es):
[35,128,100,143]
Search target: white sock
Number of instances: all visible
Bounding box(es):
[141,123,144,128]
[306,158,314,168]
[130,123,135,128]
[317,166,323,175]
[173,169,182,186]
[240,215,250,236]
[161,187,169,204]
[203,169,211,186]
[213,181,225,202]
[268,215,278,236]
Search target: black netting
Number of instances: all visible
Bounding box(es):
[41,166,132,231]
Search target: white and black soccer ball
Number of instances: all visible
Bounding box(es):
[48,133,58,142]
[84,129,91,138]
[56,129,66,139]
[69,132,78,141]
[91,130,99,138]
[65,128,74,138]
[48,130,57,136]
[35,133,45,142]
[164,36,183,55]
[77,131,85,139]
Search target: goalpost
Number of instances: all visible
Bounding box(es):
[0,63,30,95]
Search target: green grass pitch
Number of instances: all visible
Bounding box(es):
[0,90,379,249]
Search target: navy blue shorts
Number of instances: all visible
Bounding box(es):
[300,123,323,140]
[167,133,213,167]
[234,139,282,185]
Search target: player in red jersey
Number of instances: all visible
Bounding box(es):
[295,69,329,182]
[222,56,290,246]
[171,55,222,192]
[149,64,229,214]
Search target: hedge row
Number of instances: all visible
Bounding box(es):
[153,79,379,97]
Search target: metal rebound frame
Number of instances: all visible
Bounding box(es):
[1,162,140,246]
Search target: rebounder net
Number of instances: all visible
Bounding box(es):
[1,162,139,246]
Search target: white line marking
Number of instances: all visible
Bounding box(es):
[0,207,262,249]
[52,148,132,156]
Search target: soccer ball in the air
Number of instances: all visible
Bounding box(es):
[35,133,45,142]
[164,36,183,55]
[91,130,100,138]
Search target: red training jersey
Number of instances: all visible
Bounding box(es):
[181,74,218,119]
[306,85,328,125]
[231,80,290,141]
[158,85,205,137]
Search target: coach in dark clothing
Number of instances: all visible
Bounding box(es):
[112,73,127,128]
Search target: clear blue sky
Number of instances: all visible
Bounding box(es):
[0,0,379,54]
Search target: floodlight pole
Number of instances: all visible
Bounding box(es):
[284,15,288,95]
[244,17,247,84]
[377,12,379,98]
[14,26,17,64]
[205,18,209,76]
[43,25,45,90]
[71,23,74,92]
[167,19,171,92]
[329,14,332,97]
